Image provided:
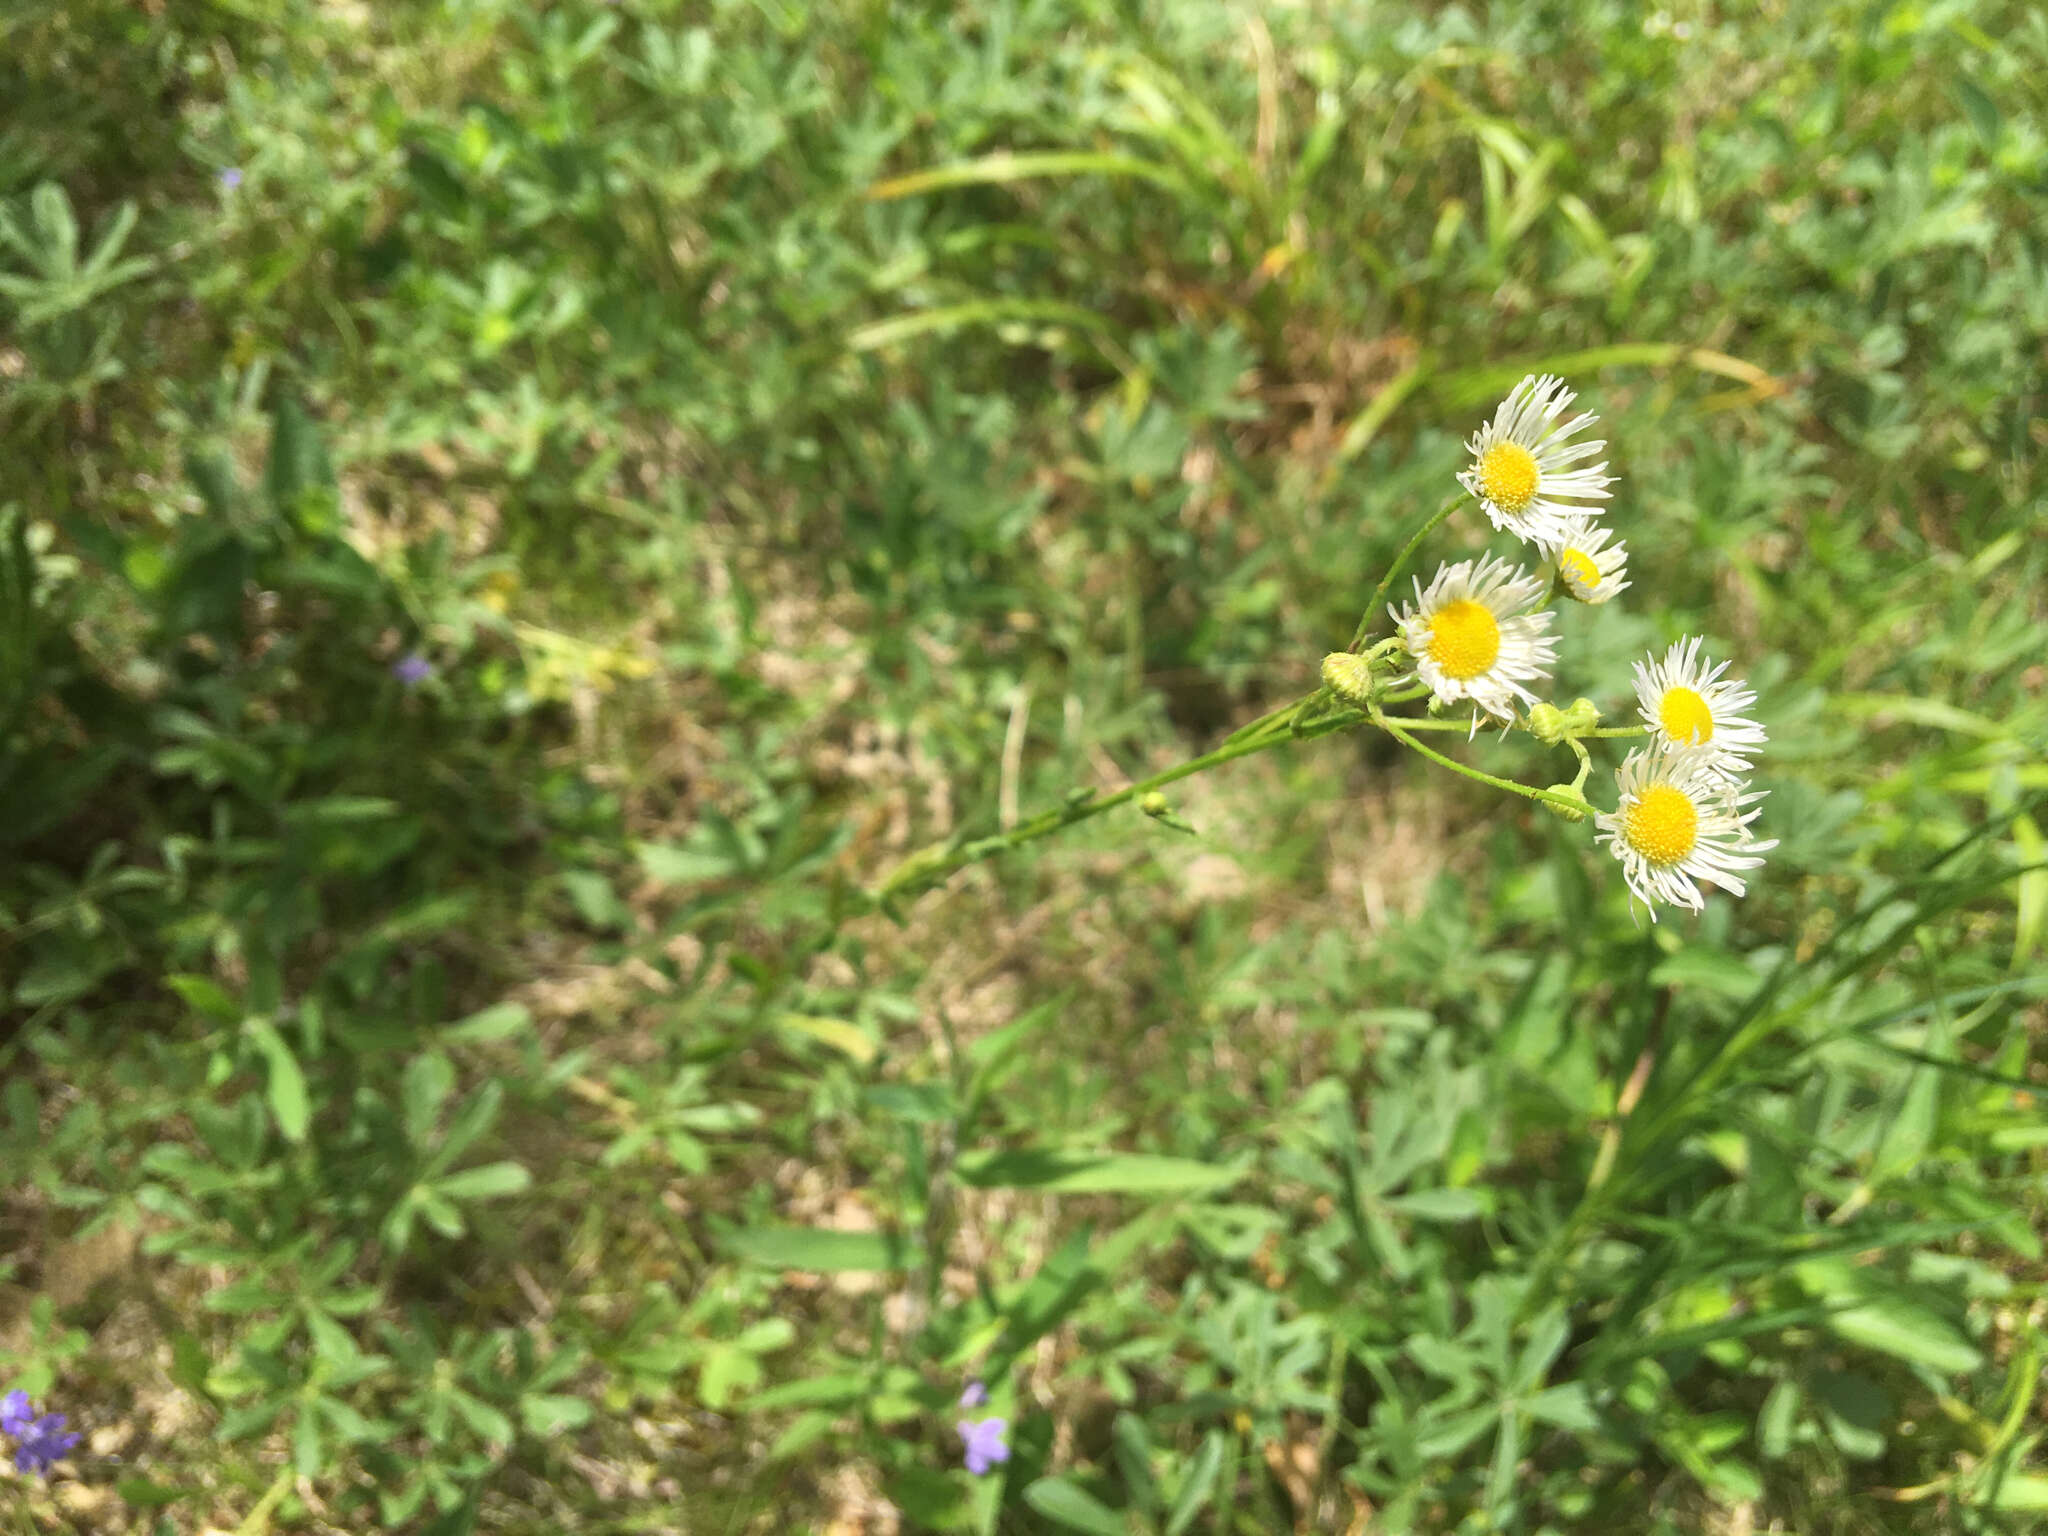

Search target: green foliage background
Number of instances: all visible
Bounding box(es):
[3,0,2045,1531]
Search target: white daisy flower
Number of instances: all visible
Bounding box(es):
[1596,742,1777,919]
[1458,374,1613,547]
[1543,519,1629,605]
[1633,636,1766,777]
[1394,555,1558,727]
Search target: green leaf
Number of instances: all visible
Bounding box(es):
[954,1149,1244,1194]
[866,150,1183,202]
[1976,1471,2048,1511]
[433,1161,533,1201]
[1166,1431,1226,1536]
[166,973,240,1021]
[520,1393,593,1435]
[1953,76,2001,150]
[635,840,737,885]
[244,1017,310,1144]
[115,1478,194,1508]
[1812,1370,1888,1461]
[777,1012,879,1064]
[1831,1299,1983,1375]
[1524,1382,1600,1433]
[1023,1477,1130,1536]
[1650,948,1761,1000]
[1385,1187,1483,1222]
[721,1226,909,1272]
[1112,1412,1162,1515]
[449,1390,515,1446]
[699,1343,764,1409]
[748,1373,869,1411]
[403,1051,456,1144]
[734,1318,796,1354]
[442,1001,533,1043]
[1758,1378,1800,1460]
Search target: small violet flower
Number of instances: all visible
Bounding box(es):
[218,167,243,190]
[1,1391,79,1476]
[392,652,433,687]
[956,1392,1009,1477]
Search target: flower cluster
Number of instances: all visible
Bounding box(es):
[1394,375,1777,920]
[955,1380,1010,1476]
[2,1390,79,1476]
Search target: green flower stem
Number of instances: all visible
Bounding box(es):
[1374,714,1490,732]
[1584,725,1650,739]
[870,707,1366,907]
[1372,710,1595,819]
[1347,491,1468,651]
[1220,688,1323,747]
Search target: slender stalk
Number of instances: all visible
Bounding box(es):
[1347,491,1467,650]
[1220,688,1321,748]
[1373,712,1593,819]
[1374,714,1494,732]
[869,708,1365,906]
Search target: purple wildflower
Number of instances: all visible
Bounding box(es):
[957,1414,1009,1476]
[218,168,243,190]
[1,1393,79,1476]
[392,652,433,687]
[959,1380,988,1410]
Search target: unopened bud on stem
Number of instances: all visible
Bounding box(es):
[1539,782,1592,823]
[1320,652,1376,708]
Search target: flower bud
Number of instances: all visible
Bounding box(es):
[1526,702,1569,743]
[1561,696,1603,734]
[1539,782,1592,823]
[1320,652,1375,708]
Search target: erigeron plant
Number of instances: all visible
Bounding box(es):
[870,375,1776,924]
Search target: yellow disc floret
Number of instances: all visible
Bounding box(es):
[1557,547,1600,590]
[1477,442,1540,514]
[1425,599,1501,680]
[1658,686,1715,744]
[1623,784,1700,867]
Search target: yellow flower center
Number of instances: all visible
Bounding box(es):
[1557,547,1600,590]
[1478,442,1540,514]
[1623,784,1700,867]
[1658,686,1715,744]
[1425,599,1501,680]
